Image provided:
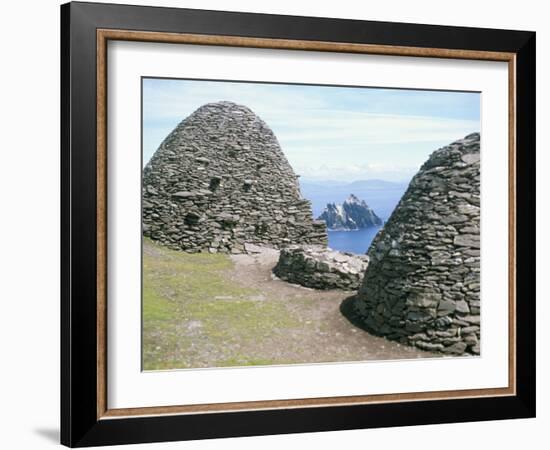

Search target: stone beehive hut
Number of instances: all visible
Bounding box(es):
[342,133,481,355]
[142,101,327,253]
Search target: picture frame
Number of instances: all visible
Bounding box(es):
[60,1,536,447]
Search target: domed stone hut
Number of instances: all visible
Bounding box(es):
[341,133,481,355]
[142,101,327,253]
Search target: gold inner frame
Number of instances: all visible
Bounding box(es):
[96,28,517,420]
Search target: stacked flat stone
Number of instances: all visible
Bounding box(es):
[142,101,327,253]
[274,245,369,290]
[342,133,481,355]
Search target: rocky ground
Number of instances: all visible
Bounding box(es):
[143,238,438,370]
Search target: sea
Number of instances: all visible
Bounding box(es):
[327,226,383,255]
[299,179,408,255]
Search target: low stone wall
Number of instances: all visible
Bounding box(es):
[273,245,369,290]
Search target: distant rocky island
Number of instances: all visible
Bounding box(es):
[317,194,382,230]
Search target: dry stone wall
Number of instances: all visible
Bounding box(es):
[274,245,369,290]
[342,133,481,355]
[142,101,327,253]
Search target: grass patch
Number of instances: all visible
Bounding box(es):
[143,285,177,322]
[184,299,299,340]
[142,238,299,370]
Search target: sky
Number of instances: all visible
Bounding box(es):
[142,78,480,183]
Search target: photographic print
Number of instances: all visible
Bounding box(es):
[141,78,481,371]
[62,6,535,444]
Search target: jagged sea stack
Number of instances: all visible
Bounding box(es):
[342,133,480,355]
[318,194,382,230]
[142,101,327,253]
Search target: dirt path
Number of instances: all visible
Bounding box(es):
[142,239,437,370]
[226,249,437,364]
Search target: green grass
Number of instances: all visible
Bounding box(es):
[143,285,177,322]
[184,299,299,339]
[142,238,299,370]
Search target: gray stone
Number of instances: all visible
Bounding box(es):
[454,234,480,248]
[462,315,481,325]
[438,299,456,314]
[460,325,480,334]
[455,300,470,314]
[415,341,445,351]
[407,293,440,308]
[462,153,480,165]
[441,341,468,354]
[172,191,195,199]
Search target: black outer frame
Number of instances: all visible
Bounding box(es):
[60,1,536,447]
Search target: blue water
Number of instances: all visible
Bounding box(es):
[327,225,383,255]
[297,179,409,254]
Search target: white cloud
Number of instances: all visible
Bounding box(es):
[273,111,477,145]
[143,79,479,182]
[294,162,420,183]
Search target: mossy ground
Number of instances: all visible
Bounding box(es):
[143,239,301,369]
[142,238,435,370]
